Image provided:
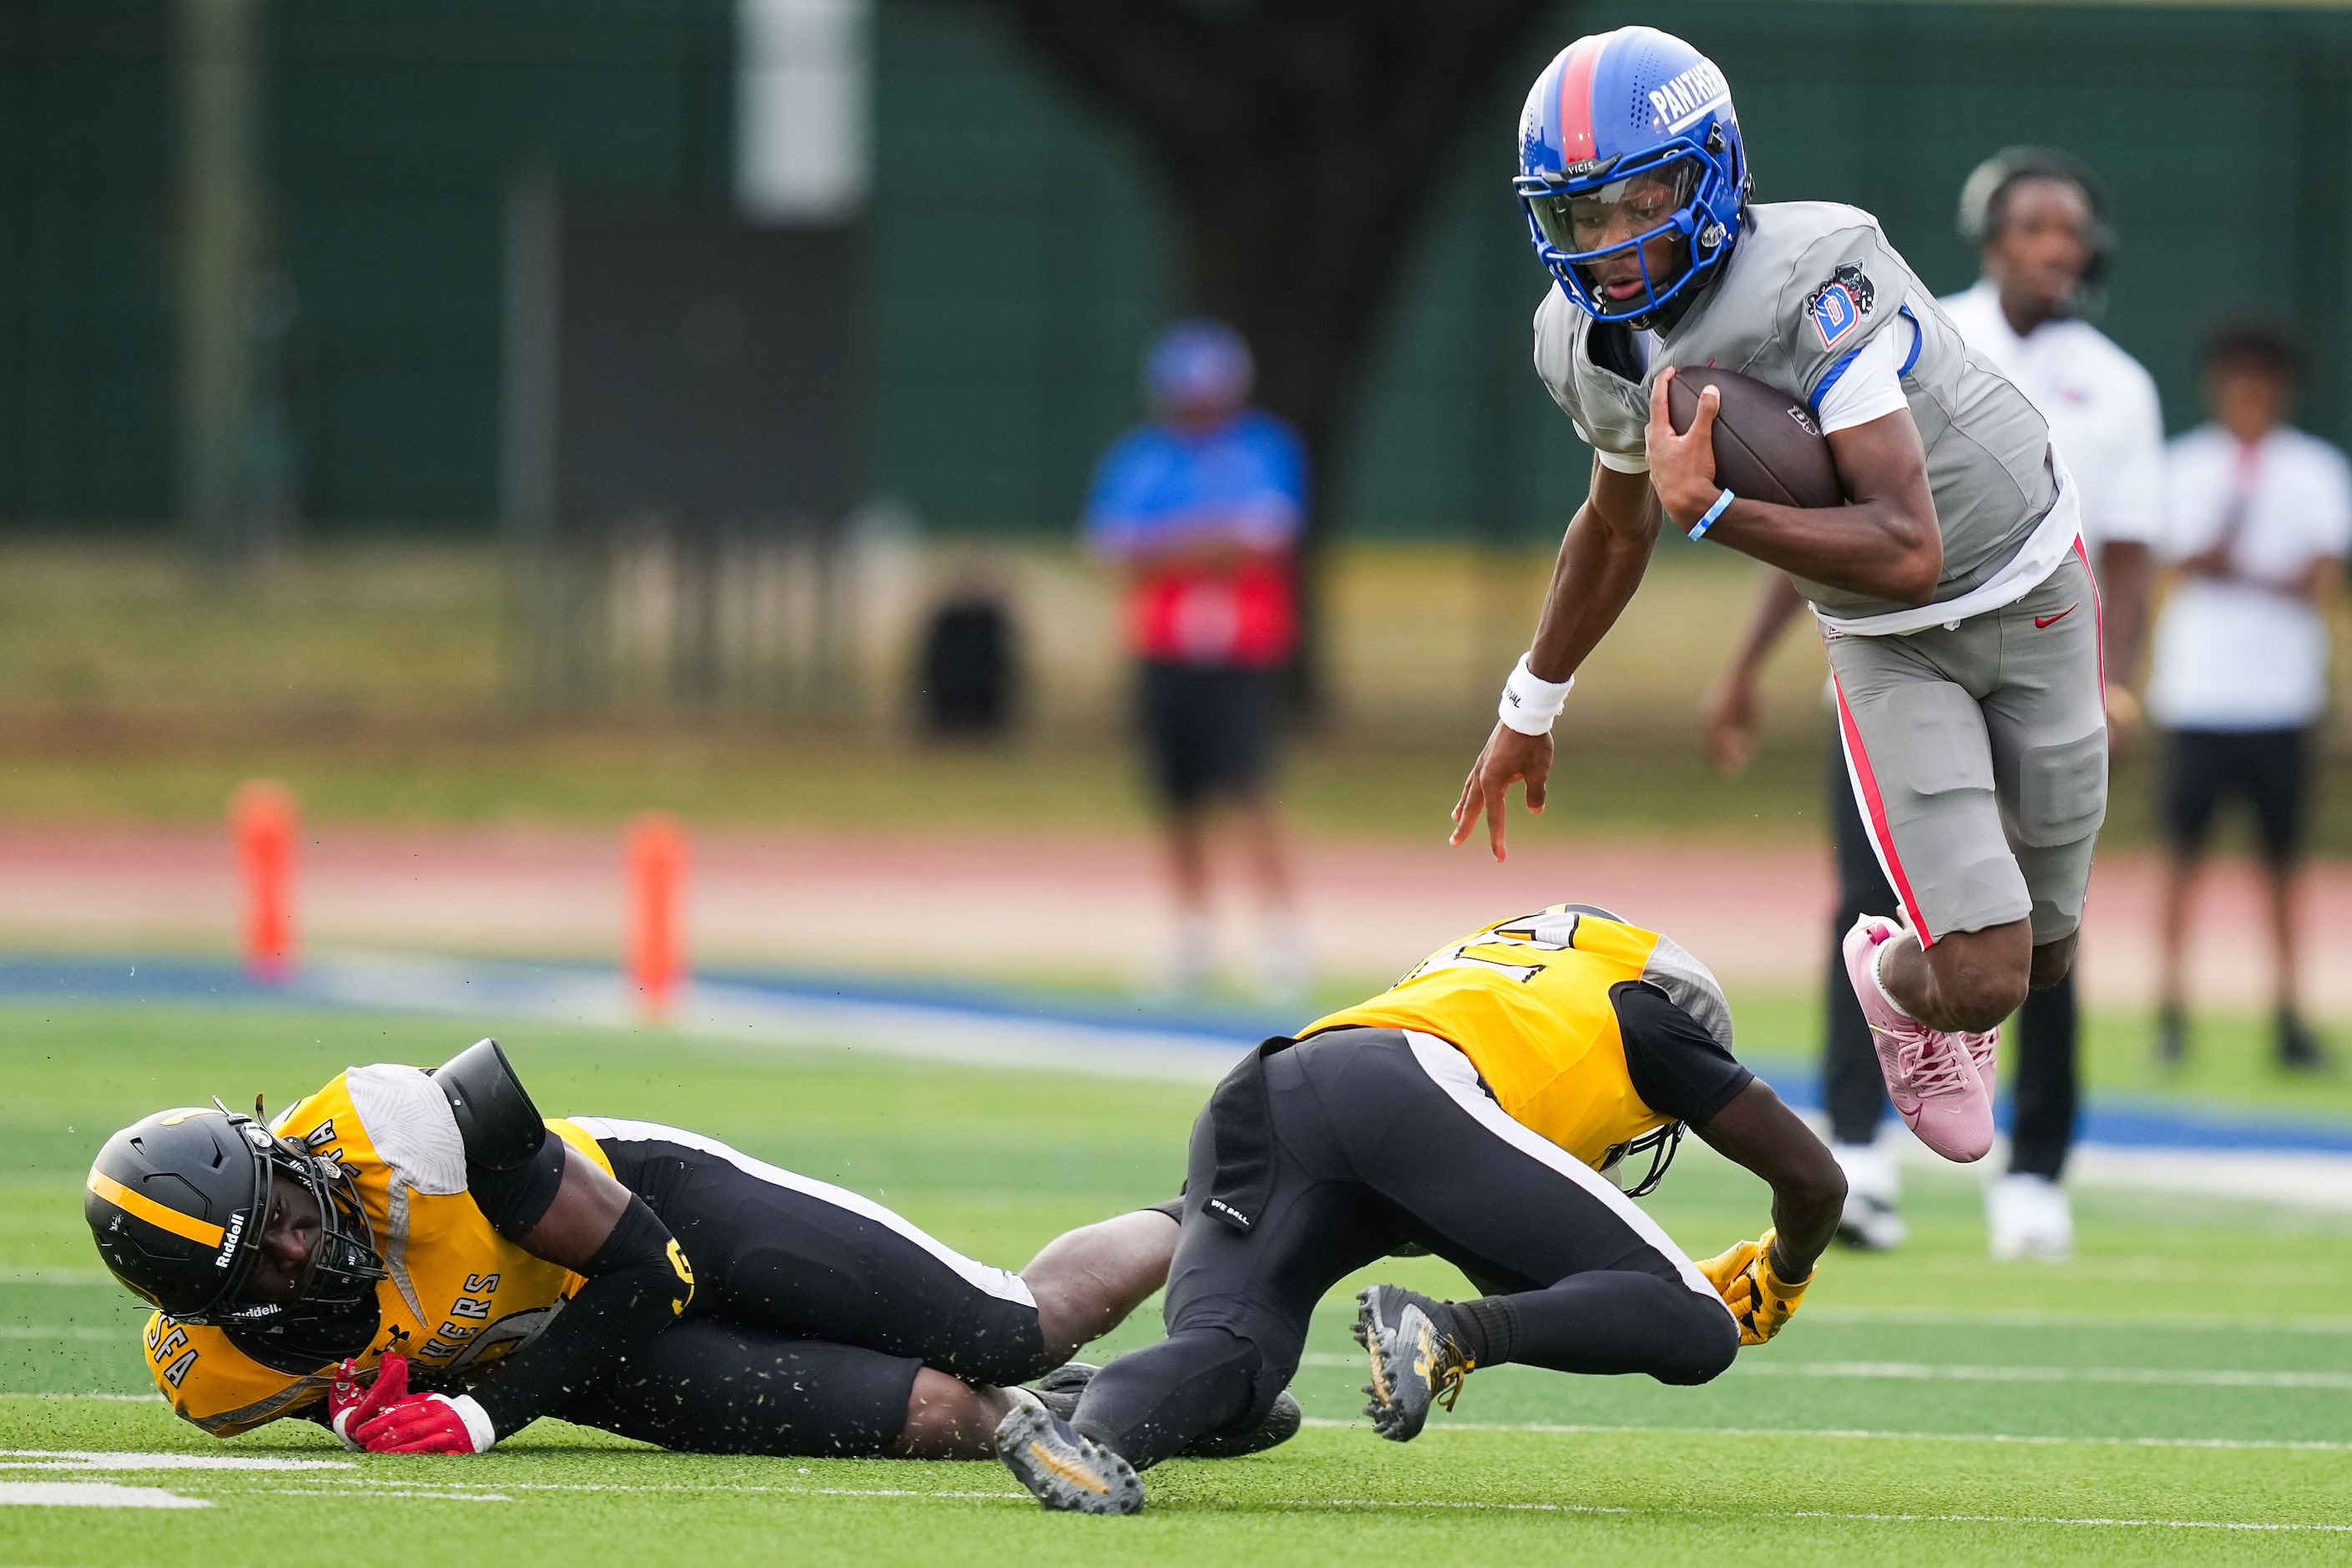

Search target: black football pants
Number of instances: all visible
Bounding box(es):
[1823,732,2078,1179]
[1068,1029,1737,1469]
[544,1124,1050,1456]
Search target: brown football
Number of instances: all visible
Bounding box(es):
[1665,367,1844,510]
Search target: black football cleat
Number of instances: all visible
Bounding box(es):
[1353,1283,1474,1443]
[1029,1361,1302,1461]
[994,1395,1143,1515]
[1029,1361,1098,1424]
[1176,1388,1304,1459]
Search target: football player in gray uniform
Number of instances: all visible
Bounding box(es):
[1452,26,2106,1166]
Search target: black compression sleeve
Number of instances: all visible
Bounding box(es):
[1611,981,1753,1129]
[467,1132,567,1242]
[463,1195,692,1439]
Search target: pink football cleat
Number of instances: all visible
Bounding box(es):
[1841,915,1995,1163]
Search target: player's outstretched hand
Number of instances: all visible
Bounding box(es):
[327,1353,408,1451]
[1644,367,1722,530]
[1450,721,1553,862]
[1697,1229,1813,1346]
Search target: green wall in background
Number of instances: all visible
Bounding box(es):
[3,1,2349,539]
[0,3,175,524]
[0,0,732,529]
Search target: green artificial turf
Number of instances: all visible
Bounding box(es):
[7,1004,2352,1563]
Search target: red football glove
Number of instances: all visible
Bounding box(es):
[327,1353,409,1451]
[351,1391,496,1454]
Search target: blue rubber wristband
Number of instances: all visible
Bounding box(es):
[1687,487,1735,542]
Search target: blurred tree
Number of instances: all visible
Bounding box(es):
[969,0,1569,706]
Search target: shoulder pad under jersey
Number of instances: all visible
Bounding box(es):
[433,1039,545,1172]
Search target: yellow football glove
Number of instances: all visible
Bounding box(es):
[1696,1228,1813,1346]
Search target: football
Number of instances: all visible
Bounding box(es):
[1665,367,1844,510]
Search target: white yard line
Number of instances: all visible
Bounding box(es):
[1297,1352,2352,1388]
[1285,1497,2352,1532]
[1302,1417,2352,1454]
[0,1450,351,1471]
[0,1481,208,1509]
[1803,1305,2352,1335]
[1732,1360,2352,1389]
[254,1486,512,1502]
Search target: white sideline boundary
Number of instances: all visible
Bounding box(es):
[298,950,1250,1084]
[296,949,2352,1208]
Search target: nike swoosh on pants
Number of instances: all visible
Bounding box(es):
[2034,604,2078,630]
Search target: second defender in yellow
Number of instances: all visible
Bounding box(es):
[997,903,1844,1514]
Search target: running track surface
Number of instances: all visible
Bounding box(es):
[0,823,2343,1014]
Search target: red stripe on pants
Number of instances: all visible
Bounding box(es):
[1833,670,1935,945]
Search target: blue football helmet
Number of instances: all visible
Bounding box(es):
[1515,27,1750,328]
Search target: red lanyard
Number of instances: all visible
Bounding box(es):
[2213,439,2263,559]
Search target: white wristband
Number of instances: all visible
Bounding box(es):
[439,1393,498,1453]
[1497,654,1575,736]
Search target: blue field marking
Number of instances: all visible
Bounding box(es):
[9,952,2352,1159]
[0,956,285,1005]
[0,953,1294,1040]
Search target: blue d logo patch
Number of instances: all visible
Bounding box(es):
[1808,283,1858,350]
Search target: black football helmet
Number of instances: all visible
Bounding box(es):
[84,1100,385,1323]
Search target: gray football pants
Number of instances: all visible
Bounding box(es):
[1824,544,2107,948]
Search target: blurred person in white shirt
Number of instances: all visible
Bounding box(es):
[1702,149,2160,1265]
[2150,317,2350,1070]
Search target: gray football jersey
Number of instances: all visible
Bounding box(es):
[1533,200,2056,621]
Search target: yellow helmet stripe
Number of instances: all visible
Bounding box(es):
[86,1171,227,1248]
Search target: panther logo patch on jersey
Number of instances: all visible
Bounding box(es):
[1804,263,1877,351]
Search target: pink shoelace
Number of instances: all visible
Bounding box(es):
[1890,1027,1978,1099]
[1959,1030,1998,1083]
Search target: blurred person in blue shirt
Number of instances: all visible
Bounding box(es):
[1083,321,1310,1001]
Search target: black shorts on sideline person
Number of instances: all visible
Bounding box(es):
[1138,660,1283,809]
[2162,726,2313,867]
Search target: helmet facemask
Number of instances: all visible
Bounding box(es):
[1599,1120,1686,1199]
[1519,144,1733,330]
[179,1115,386,1327]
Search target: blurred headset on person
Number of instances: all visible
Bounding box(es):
[1955,146,2116,320]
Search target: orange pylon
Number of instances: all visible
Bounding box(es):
[230,780,298,984]
[626,812,688,1023]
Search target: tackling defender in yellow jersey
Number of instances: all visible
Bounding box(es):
[995,902,1844,1514]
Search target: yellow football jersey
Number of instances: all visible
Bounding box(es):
[139,1063,615,1437]
[1300,905,1732,1171]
